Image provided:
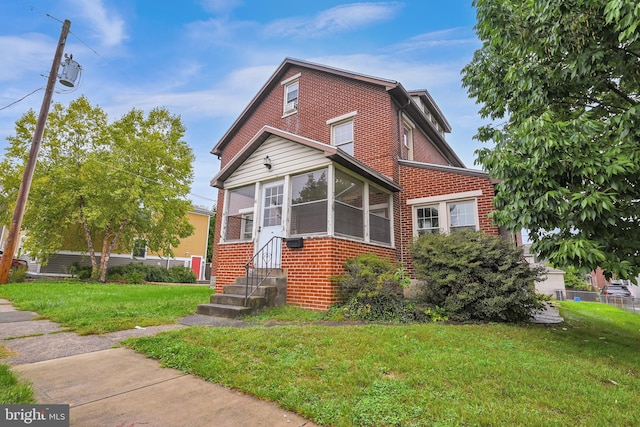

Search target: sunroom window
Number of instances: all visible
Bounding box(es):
[290,168,328,235]
[225,184,255,241]
[369,186,391,244]
[334,169,364,239]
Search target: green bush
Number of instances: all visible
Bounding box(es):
[562,265,592,291]
[168,266,197,283]
[8,266,28,283]
[410,231,545,322]
[106,263,197,283]
[332,253,413,322]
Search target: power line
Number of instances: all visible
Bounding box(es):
[90,158,217,203]
[0,87,44,111]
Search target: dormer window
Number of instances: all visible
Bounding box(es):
[282,73,300,115]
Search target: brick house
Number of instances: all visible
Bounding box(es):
[209,58,500,311]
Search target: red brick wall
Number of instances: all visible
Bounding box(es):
[214,241,254,292]
[412,128,449,164]
[397,164,499,275]
[283,237,396,310]
[219,66,398,179]
[215,237,396,310]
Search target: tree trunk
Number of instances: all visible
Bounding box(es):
[98,219,127,282]
[79,197,99,279]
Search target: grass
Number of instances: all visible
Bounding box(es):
[2,282,639,424]
[123,302,640,426]
[0,347,35,404]
[0,281,212,335]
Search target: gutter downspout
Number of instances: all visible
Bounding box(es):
[397,97,411,270]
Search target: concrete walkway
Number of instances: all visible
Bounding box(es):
[0,299,316,427]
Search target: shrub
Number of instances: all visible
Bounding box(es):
[106,263,197,283]
[563,265,592,291]
[7,266,28,283]
[410,231,545,322]
[332,253,412,322]
[168,266,197,283]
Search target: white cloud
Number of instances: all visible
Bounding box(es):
[199,0,243,14]
[68,0,127,47]
[392,28,479,53]
[265,2,403,38]
[186,17,256,46]
[0,34,55,81]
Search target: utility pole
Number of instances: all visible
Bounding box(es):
[0,20,71,284]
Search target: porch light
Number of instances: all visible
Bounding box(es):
[263,156,272,170]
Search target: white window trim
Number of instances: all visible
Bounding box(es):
[282,75,300,117]
[407,190,483,206]
[280,73,301,86]
[326,111,357,125]
[409,191,482,237]
[132,238,147,259]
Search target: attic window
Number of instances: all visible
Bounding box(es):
[282,73,300,115]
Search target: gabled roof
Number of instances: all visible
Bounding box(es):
[211,57,464,167]
[211,126,402,192]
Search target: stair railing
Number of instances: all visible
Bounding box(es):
[244,236,283,306]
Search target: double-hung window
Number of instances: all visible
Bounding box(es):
[132,238,147,258]
[332,121,354,155]
[282,73,300,115]
[327,111,357,156]
[409,191,481,236]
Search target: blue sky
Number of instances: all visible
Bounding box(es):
[0,1,484,208]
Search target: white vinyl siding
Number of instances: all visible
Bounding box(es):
[224,135,330,189]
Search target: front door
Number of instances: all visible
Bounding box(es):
[190,256,202,280]
[256,181,284,267]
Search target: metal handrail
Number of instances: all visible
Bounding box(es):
[244,236,282,306]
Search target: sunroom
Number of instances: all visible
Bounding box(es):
[212,127,400,262]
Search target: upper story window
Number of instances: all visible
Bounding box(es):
[402,117,414,160]
[281,73,300,116]
[327,111,357,156]
[332,121,354,155]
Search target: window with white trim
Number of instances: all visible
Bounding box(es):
[332,120,354,155]
[410,191,481,236]
[283,80,299,114]
[334,169,364,239]
[224,184,255,241]
[290,168,328,235]
[132,238,147,258]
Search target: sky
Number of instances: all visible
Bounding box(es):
[0,0,485,209]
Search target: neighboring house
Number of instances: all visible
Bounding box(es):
[522,244,566,298]
[210,58,503,310]
[10,207,213,280]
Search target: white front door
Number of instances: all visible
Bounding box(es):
[256,181,284,267]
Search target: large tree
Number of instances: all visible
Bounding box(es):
[462,0,640,279]
[0,96,194,281]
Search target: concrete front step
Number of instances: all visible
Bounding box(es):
[197,303,254,319]
[210,294,267,309]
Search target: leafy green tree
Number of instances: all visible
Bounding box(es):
[206,207,216,263]
[0,96,194,281]
[462,0,640,279]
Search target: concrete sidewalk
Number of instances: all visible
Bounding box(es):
[0,299,316,427]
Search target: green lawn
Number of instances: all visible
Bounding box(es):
[0,347,35,404]
[124,302,640,426]
[0,281,212,335]
[1,283,638,425]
